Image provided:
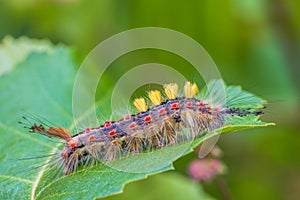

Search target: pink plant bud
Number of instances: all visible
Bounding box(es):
[188,158,226,182]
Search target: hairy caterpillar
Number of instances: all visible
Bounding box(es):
[20,80,263,175]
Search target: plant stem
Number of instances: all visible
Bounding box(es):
[215,176,233,200]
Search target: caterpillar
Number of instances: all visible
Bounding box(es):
[20,80,262,175]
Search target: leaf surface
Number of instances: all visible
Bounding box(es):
[0,42,274,200]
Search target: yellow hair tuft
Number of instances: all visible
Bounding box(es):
[133,98,147,112]
[191,83,199,94]
[184,81,199,98]
[164,83,178,99]
[148,90,162,105]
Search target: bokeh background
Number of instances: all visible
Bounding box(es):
[0,0,299,199]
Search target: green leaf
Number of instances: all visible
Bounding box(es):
[0,41,274,199]
[0,36,54,76]
[102,172,214,200]
[220,115,275,134]
[0,46,75,199]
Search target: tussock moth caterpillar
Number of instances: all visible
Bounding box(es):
[20,80,264,175]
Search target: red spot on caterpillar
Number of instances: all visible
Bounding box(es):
[214,107,219,115]
[144,115,152,123]
[185,101,194,108]
[158,141,164,148]
[158,108,166,115]
[129,122,136,129]
[171,103,180,109]
[124,115,131,121]
[104,121,112,128]
[67,138,76,148]
[89,135,95,141]
[85,128,90,134]
[197,101,204,108]
[206,105,212,112]
[70,143,76,148]
[109,129,116,136]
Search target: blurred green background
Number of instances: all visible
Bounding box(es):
[0,0,299,199]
